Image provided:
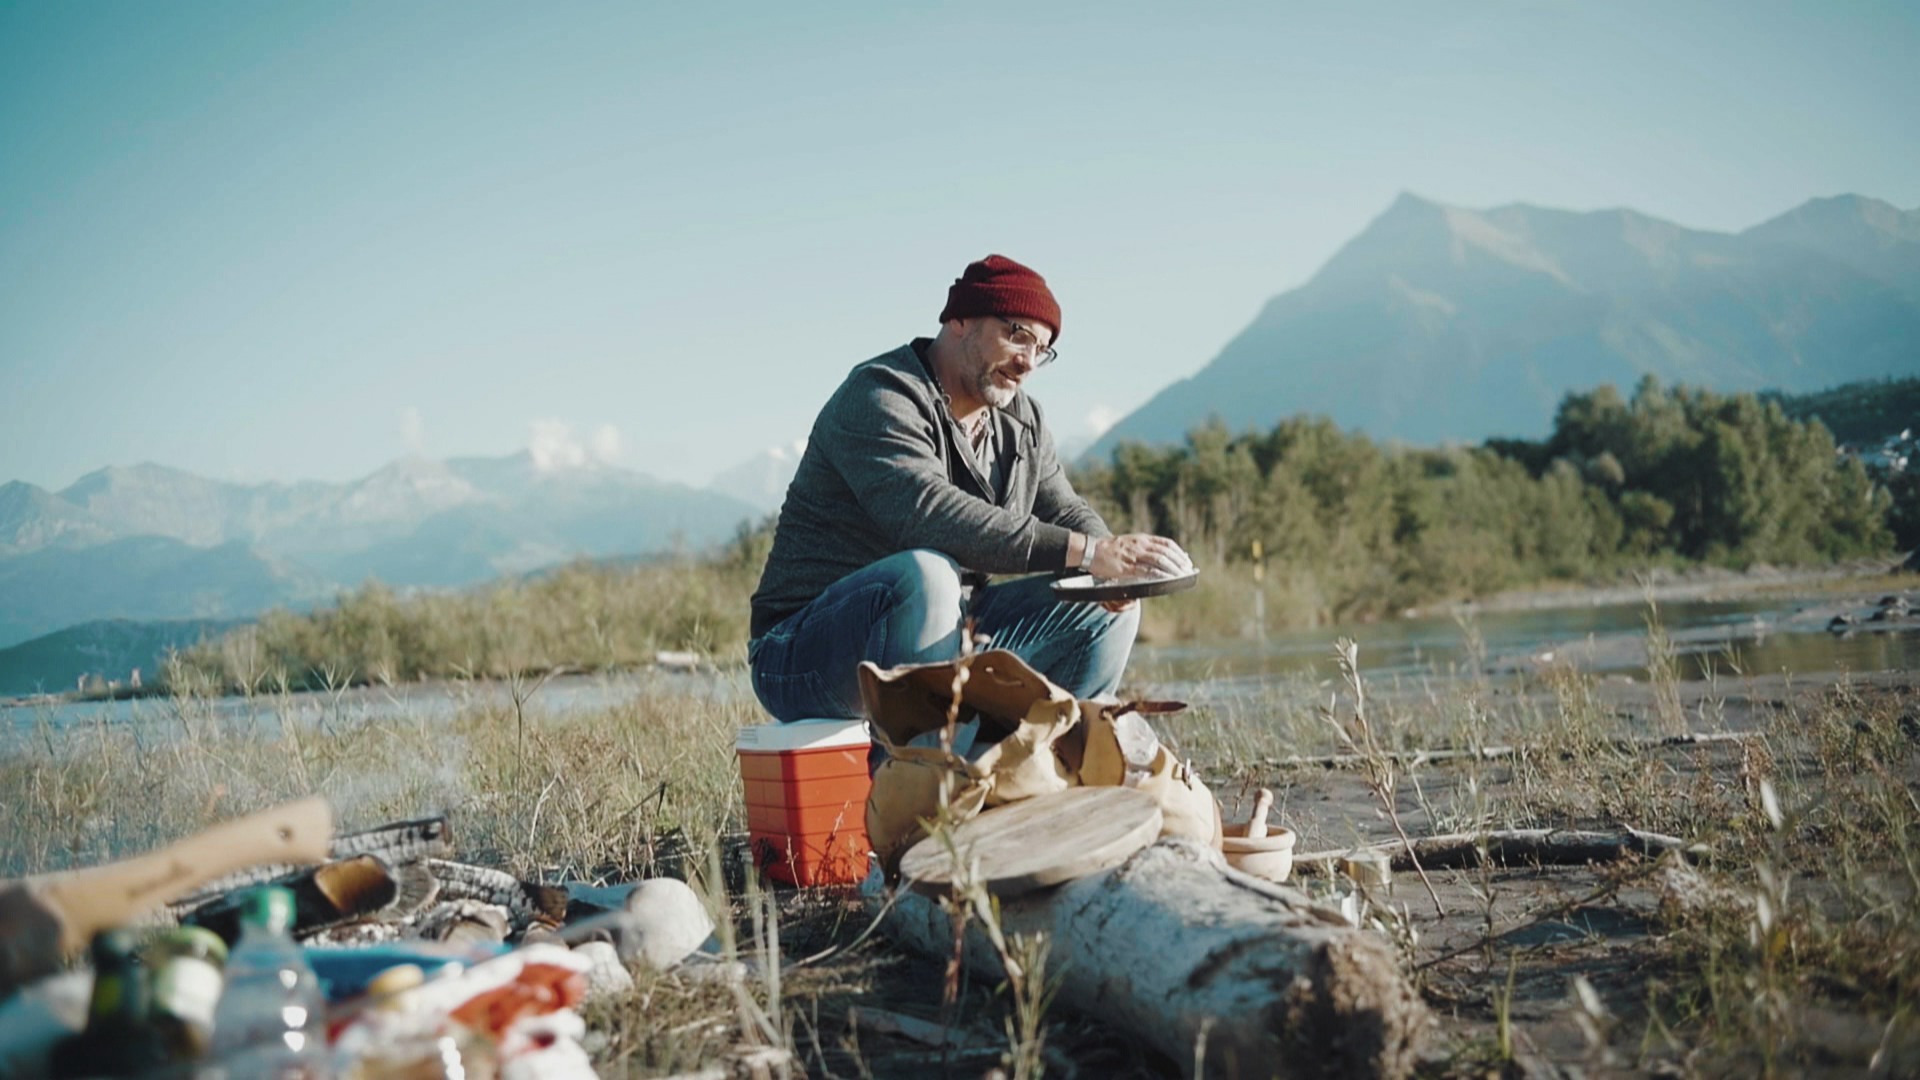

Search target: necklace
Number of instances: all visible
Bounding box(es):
[962,409,991,444]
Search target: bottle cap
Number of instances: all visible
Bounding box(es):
[240,886,297,934]
[90,927,140,966]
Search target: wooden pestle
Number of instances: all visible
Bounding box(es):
[1247,788,1274,839]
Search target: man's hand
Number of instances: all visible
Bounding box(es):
[1088,533,1194,582]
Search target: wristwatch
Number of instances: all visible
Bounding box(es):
[1080,535,1100,571]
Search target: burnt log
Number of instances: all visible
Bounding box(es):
[164,814,451,915]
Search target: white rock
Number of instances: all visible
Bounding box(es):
[571,941,634,1000]
[619,878,715,972]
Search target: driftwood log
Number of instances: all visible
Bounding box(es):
[1260,730,1758,771]
[1294,826,1706,873]
[872,837,1430,1080]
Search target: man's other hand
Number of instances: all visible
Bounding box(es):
[1089,534,1194,582]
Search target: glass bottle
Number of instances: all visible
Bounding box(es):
[147,925,230,1061]
[51,928,170,1078]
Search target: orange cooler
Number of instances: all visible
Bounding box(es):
[736,719,872,886]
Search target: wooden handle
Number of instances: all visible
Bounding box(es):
[1248,789,1274,839]
[33,797,333,952]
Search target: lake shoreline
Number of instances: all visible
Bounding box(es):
[1407,555,1912,617]
[8,556,1914,716]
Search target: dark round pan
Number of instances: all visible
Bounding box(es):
[1050,569,1200,602]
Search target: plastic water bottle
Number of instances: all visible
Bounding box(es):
[209,886,331,1079]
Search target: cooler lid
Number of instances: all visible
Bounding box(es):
[736,718,871,752]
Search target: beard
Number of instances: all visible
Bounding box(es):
[976,366,1017,410]
[958,325,1020,410]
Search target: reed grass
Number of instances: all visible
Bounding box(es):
[164,537,768,695]
[5,677,783,880]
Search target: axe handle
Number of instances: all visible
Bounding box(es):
[29,797,334,952]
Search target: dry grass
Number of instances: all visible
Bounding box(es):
[1653,680,1920,1073]
[0,673,761,882]
[7,599,1919,1076]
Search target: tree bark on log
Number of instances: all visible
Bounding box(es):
[870,837,1430,1080]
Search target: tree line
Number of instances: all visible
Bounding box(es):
[1764,375,1919,448]
[1072,376,1898,623]
[167,376,1910,689]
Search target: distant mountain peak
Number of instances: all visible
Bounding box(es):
[708,439,808,514]
[1085,191,1920,464]
[1755,193,1920,241]
[1744,194,1920,300]
[1320,193,1575,288]
[1384,190,1443,215]
[60,461,210,499]
[336,456,478,522]
[0,480,117,556]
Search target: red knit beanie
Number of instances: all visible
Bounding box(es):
[938,255,1061,343]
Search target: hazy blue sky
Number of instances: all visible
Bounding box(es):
[4,1,1916,490]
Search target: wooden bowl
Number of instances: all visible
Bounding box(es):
[1221,828,1297,883]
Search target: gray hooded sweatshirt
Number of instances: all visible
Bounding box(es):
[749,340,1112,639]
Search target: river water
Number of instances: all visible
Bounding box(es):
[1131,592,1920,697]
[6,590,1915,754]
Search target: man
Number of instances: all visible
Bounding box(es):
[748,254,1192,730]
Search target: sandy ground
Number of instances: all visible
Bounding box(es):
[1255,671,1917,1078]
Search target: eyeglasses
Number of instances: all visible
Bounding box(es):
[998,317,1058,367]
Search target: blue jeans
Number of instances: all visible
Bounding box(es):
[749,549,1140,722]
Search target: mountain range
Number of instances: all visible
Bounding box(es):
[0,454,757,650]
[1086,194,1920,460]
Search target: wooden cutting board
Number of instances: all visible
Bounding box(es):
[899,787,1162,898]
